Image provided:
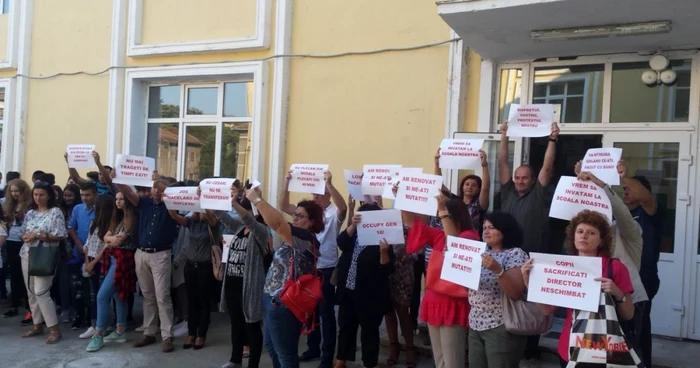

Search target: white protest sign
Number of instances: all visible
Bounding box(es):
[549,176,612,222]
[200,178,236,211]
[581,148,623,186]
[66,145,96,169]
[163,187,202,213]
[507,104,555,137]
[394,173,443,216]
[356,209,404,246]
[382,167,422,200]
[250,180,261,189]
[221,234,235,263]
[527,253,602,313]
[440,236,486,290]
[361,164,401,196]
[344,170,364,200]
[249,180,261,216]
[289,164,328,195]
[112,154,155,187]
[438,139,484,170]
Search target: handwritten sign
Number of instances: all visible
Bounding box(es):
[507,104,554,137]
[394,173,443,216]
[112,154,155,187]
[527,253,602,312]
[344,169,364,200]
[438,139,484,170]
[549,176,612,222]
[289,164,328,195]
[249,180,261,216]
[163,187,201,213]
[200,178,236,211]
[382,167,422,200]
[221,234,235,264]
[581,148,623,186]
[440,236,486,290]
[361,164,402,196]
[356,209,404,246]
[67,144,96,168]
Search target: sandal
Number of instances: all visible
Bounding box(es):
[22,325,43,338]
[46,327,62,344]
[405,346,417,368]
[387,342,401,366]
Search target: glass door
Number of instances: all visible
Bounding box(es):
[603,132,692,338]
[181,123,220,182]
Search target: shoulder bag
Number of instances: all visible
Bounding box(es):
[502,249,553,335]
[280,247,323,335]
[209,227,225,281]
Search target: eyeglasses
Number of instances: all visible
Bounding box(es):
[292,213,308,220]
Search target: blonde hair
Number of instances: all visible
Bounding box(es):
[3,179,32,222]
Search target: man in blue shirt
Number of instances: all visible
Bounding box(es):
[65,151,116,196]
[68,182,97,332]
[117,171,178,353]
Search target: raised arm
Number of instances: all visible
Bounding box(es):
[619,159,657,215]
[346,195,356,229]
[337,214,359,253]
[248,188,292,244]
[498,122,512,185]
[167,209,188,227]
[538,123,559,187]
[278,170,296,216]
[92,151,113,186]
[434,148,451,194]
[324,171,347,223]
[436,193,458,237]
[64,152,89,185]
[478,149,491,210]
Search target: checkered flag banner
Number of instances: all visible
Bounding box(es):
[567,292,644,367]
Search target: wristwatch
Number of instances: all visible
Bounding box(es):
[615,295,626,304]
[253,197,262,205]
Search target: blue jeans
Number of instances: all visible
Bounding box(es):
[96,257,127,332]
[263,293,303,368]
[305,267,337,366]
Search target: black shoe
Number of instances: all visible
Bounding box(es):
[71,319,82,330]
[3,308,18,318]
[299,350,321,362]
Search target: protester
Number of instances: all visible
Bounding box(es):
[19,181,67,343]
[281,171,346,367]
[116,171,177,352]
[216,185,271,368]
[31,171,45,183]
[168,198,221,350]
[65,151,116,196]
[2,179,32,323]
[522,210,635,367]
[384,223,415,367]
[254,187,322,368]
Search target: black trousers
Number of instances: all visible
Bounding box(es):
[640,300,653,368]
[336,290,384,368]
[410,253,425,327]
[184,261,214,338]
[6,241,28,310]
[225,276,262,368]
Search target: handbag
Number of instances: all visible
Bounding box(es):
[209,227,225,281]
[502,290,553,335]
[28,241,59,277]
[279,250,323,335]
[426,247,468,298]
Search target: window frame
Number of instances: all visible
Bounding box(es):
[533,75,589,123]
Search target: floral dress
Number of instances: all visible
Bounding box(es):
[388,227,414,307]
[19,207,67,260]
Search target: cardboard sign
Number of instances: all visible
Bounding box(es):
[581,148,623,186]
[200,178,236,211]
[526,253,602,313]
[221,234,235,264]
[382,167,422,200]
[163,187,201,213]
[507,104,554,137]
[393,173,443,216]
[344,169,364,200]
[361,164,401,196]
[289,164,328,195]
[356,209,404,246]
[112,154,155,187]
[440,236,486,290]
[66,144,96,169]
[550,176,612,222]
[438,139,484,170]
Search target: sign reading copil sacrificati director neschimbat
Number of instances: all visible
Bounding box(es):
[527,253,602,312]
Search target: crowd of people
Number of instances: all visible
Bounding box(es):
[0,121,662,368]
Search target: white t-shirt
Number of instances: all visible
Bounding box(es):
[315,203,341,269]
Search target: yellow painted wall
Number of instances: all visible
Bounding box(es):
[140,0,258,45]
[25,0,113,183]
[0,14,8,62]
[286,0,453,203]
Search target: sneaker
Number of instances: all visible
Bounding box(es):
[103,330,127,343]
[20,311,33,326]
[79,326,97,339]
[220,363,242,368]
[86,335,104,352]
[133,334,156,348]
[3,308,18,318]
[134,325,146,332]
[162,338,174,353]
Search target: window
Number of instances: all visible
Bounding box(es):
[0,0,9,15]
[610,59,691,123]
[496,68,523,125]
[146,82,254,181]
[533,64,604,123]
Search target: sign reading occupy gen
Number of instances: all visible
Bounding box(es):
[527,253,602,312]
[356,209,404,246]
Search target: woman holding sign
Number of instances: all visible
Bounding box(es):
[521,210,636,367]
[399,185,477,368]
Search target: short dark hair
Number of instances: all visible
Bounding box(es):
[32,170,45,181]
[38,173,56,186]
[79,182,98,193]
[483,211,523,249]
[297,200,325,234]
[631,175,652,193]
[6,171,20,181]
[86,171,99,181]
[135,186,151,192]
[31,181,58,209]
[357,203,382,212]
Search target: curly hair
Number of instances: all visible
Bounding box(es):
[297,199,325,234]
[565,210,614,257]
